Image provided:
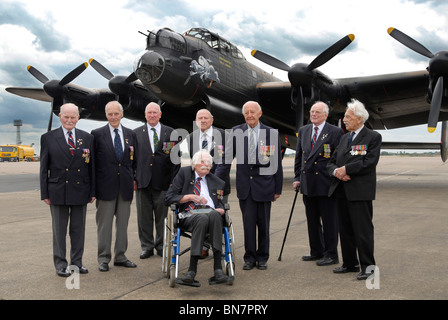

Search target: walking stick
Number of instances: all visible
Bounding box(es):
[278,188,299,261]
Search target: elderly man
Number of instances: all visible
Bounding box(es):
[215,101,283,271]
[165,150,227,286]
[40,103,95,277]
[327,99,382,280]
[91,101,138,271]
[134,102,180,259]
[293,101,343,266]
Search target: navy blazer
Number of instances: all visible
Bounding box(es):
[134,123,181,191]
[294,122,343,196]
[91,124,137,201]
[164,166,225,213]
[40,127,95,206]
[186,126,230,195]
[215,121,283,202]
[327,126,382,201]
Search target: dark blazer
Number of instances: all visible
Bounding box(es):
[215,121,283,202]
[91,124,137,201]
[134,123,181,191]
[186,126,230,195]
[327,126,382,201]
[40,127,95,206]
[164,166,225,213]
[294,122,343,196]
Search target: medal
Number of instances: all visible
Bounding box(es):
[162,142,175,154]
[82,148,90,163]
[130,146,134,160]
[323,144,331,158]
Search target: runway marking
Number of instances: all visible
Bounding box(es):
[377,169,414,181]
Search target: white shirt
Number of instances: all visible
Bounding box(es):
[147,122,161,152]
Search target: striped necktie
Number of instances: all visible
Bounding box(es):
[311,126,318,149]
[189,177,202,210]
[202,134,208,150]
[67,131,75,155]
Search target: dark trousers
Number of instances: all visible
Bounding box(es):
[179,210,223,256]
[335,197,375,271]
[50,204,87,270]
[239,197,271,263]
[136,186,167,252]
[302,195,339,259]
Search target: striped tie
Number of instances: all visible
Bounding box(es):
[67,131,75,155]
[201,134,208,150]
[311,126,318,149]
[189,177,202,210]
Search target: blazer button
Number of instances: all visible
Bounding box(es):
[150,164,153,166]
[304,161,307,164]
[117,172,120,175]
[66,168,69,171]
[315,172,319,175]
[78,169,81,172]
[66,181,68,183]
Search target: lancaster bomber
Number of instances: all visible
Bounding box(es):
[6,27,448,161]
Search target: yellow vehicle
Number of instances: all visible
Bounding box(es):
[0,145,35,162]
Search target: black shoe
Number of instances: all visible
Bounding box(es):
[56,267,70,277]
[333,265,360,273]
[302,255,323,261]
[140,250,153,259]
[74,265,89,274]
[357,271,373,280]
[212,269,228,283]
[243,261,256,270]
[181,270,196,283]
[156,249,163,257]
[257,261,268,270]
[98,263,109,272]
[316,257,339,266]
[114,260,137,268]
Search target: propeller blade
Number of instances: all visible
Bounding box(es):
[428,76,443,133]
[27,66,49,83]
[125,72,138,83]
[59,62,88,86]
[308,34,355,71]
[387,27,434,59]
[89,58,114,80]
[251,50,290,71]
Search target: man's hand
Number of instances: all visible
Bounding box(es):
[292,181,300,191]
[334,166,351,181]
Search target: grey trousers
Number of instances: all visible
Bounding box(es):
[96,193,131,264]
[50,204,87,270]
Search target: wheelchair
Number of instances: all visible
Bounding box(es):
[162,203,235,287]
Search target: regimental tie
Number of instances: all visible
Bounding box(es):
[248,128,256,163]
[151,127,159,150]
[202,134,208,150]
[67,131,76,155]
[311,126,318,149]
[189,177,202,210]
[114,128,123,161]
[347,131,355,147]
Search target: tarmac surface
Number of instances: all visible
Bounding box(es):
[1,157,447,307]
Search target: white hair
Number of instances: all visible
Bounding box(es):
[347,99,369,123]
[191,150,213,165]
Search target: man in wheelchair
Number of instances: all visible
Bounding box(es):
[164,150,228,285]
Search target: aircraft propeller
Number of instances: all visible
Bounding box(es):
[252,34,355,134]
[388,27,448,133]
[89,59,138,106]
[27,63,89,131]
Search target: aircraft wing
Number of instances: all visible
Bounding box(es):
[5,87,52,102]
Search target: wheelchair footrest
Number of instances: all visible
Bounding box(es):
[175,278,201,287]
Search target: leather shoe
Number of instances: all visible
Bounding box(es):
[333,265,360,273]
[316,257,339,266]
[214,269,228,282]
[302,255,323,261]
[140,250,153,259]
[56,267,70,277]
[181,270,196,283]
[357,271,373,280]
[98,263,109,272]
[243,261,256,270]
[257,261,268,270]
[114,260,137,268]
[75,265,89,274]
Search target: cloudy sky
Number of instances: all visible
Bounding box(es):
[1,0,447,154]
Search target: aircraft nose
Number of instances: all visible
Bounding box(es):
[134,50,165,84]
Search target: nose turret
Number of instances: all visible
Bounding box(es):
[134,51,165,84]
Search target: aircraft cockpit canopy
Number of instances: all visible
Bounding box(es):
[184,27,245,60]
[146,28,186,54]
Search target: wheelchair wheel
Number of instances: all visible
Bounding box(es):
[169,263,176,287]
[162,213,173,277]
